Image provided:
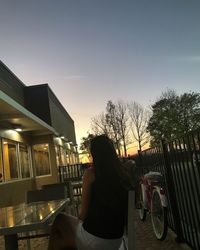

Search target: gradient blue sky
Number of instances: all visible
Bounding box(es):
[1,1,200,145]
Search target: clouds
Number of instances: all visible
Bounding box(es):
[61,75,87,80]
[177,56,200,63]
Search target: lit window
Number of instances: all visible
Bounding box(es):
[19,144,31,178]
[3,140,19,181]
[33,144,51,176]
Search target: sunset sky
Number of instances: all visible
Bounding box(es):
[1,1,200,147]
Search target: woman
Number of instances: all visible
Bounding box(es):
[48,135,130,250]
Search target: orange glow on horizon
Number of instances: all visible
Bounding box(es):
[79,141,150,164]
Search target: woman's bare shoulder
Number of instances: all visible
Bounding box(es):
[83,167,95,183]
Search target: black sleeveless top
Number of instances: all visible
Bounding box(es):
[83,182,128,239]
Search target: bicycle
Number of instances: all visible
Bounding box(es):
[137,171,168,240]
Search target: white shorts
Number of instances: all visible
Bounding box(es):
[75,221,123,250]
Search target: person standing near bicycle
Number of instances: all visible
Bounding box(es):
[48,135,132,250]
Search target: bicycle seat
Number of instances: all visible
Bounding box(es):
[144,172,163,183]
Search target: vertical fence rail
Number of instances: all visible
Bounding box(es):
[58,164,84,182]
[173,139,193,244]
[162,140,184,242]
[184,134,200,249]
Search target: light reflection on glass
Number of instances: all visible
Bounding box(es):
[8,209,14,227]
[0,200,68,231]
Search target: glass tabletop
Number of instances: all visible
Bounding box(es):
[0,199,68,230]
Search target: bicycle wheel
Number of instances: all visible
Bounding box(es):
[138,183,147,221]
[151,189,168,240]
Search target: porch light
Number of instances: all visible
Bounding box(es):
[15,127,22,132]
[13,125,23,132]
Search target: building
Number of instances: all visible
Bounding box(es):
[0,60,78,207]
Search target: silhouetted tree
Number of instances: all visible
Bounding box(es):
[105,100,122,156]
[177,92,200,133]
[91,112,111,136]
[79,134,95,161]
[128,101,150,151]
[91,100,130,157]
[147,89,200,145]
[115,100,129,157]
[147,89,177,145]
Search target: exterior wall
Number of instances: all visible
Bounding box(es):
[24,84,77,144]
[0,61,25,106]
[24,84,52,125]
[48,88,76,143]
[0,179,36,207]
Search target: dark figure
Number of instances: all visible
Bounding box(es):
[48,135,131,250]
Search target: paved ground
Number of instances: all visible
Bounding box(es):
[133,211,192,250]
[0,211,192,250]
[0,236,48,250]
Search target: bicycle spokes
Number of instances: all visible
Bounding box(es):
[151,189,168,240]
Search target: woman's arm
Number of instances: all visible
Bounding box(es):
[78,168,95,220]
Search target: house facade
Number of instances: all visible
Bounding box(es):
[0,61,79,207]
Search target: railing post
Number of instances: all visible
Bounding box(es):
[161,140,184,242]
[128,190,135,250]
[58,166,62,183]
[5,235,18,250]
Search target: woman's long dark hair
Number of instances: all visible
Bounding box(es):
[90,135,130,206]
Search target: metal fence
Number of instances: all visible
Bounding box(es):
[58,164,86,216]
[58,164,85,182]
[137,130,200,250]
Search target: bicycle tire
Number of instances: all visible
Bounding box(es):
[151,189,168,240]
[138,183,147,221]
